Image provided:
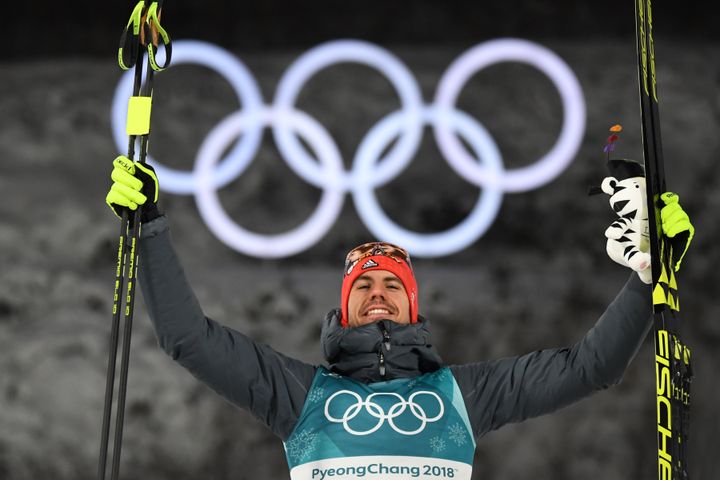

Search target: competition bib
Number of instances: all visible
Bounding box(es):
[284,367,475,479]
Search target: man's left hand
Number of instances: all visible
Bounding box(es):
[660,192,694,272]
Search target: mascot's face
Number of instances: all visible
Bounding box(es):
[601,176,647,217]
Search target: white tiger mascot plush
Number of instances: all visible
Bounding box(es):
[599,159,652,284]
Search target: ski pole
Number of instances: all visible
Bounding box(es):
[633,1,692,479]
[97,3,171,480]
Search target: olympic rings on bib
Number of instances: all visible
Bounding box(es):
[112,39,586,258]
[324,390,445,436]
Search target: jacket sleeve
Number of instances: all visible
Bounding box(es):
[450,273,652,439]
[137,215,317,441]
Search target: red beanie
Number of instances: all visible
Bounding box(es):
[340,242,418,327]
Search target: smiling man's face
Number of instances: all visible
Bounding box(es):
[346,269,410,327]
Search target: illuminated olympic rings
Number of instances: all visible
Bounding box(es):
[112,38,586,258]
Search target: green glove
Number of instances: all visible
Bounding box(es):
[660,192,694,271]
[106,155,160,222]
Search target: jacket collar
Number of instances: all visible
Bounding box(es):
[320,308,443,383]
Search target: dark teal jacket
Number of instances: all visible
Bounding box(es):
[138,215,653,442]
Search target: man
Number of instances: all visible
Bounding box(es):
[106,155,693,479]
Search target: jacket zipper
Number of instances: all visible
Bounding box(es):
[378,322,391,379]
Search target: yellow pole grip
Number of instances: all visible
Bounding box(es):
[126,96,152,136]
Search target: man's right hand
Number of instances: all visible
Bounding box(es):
[105,155,160,222]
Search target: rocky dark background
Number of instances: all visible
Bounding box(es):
[1,1,719,479]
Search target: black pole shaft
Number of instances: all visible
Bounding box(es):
[97,215,127,480]
[635,0,665,288]
[109,211,141,480]
[108,24,158,480]
[97,9,148,480]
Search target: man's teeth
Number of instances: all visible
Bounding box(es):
[368,309,390,315]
